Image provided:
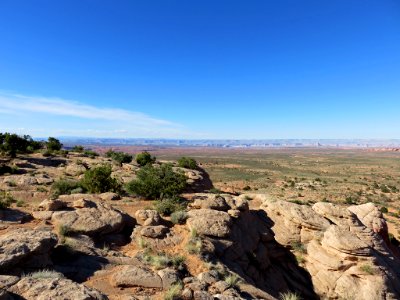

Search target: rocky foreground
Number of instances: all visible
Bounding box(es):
[0,154,400,300]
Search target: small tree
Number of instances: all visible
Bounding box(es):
[72,145,84,153]
[81,165,121,194]
[106,150,132,166]
[126,164,186,199]
[46,137,63,151]
[178,157,198,169]
[135,151,156,167]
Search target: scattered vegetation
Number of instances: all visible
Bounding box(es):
[0,132,43,157]
[135,151,156,167]
[126,164,187,199]
[177,157,198,169]
[71,145,84,153]
[83,150,99,159]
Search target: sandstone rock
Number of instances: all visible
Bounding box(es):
[187,209,232,238]
[158,268,180,289]
[197,271,219,285]
[135,209,161,226]
[32,211,54,221]
[35,174,54,185]
[348,202,388,237]
[193,291,213,300]
[9,277,107,300]
[110,265,163,288]
[0,275,20,288]
[51,201,126,236]
[0,228,57,270]
[138,225,169,238]
[227,209,241,218]
[65,163,87,176]
[226,197,249,211]
[181,287,194,300]
[73,198,96,208]
[191,194,230,211]
[211,281,230,293]
[99,192,120,201]
[38,199,66,211]
[261,200,330,245]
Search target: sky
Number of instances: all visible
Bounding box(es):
[0,0,399,139]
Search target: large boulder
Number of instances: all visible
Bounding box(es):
[0,228,57,270]
[348,202,388,238]
[38,199,66,211]
[187,209,232,238]
[9,277,108,300]
[51,201,126,236]
[110,265,163,288]
[135,209,161,226]
[190,194,230,211]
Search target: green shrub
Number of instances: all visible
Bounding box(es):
[224,273,241,289]
[170,210,188,224]
[83,150,99,159]
[360,264,376,275]
[209,188,222,194]
[46,137,62,151]
[0,191,15,209]
[106,150,132,165]
[135,151,156,166]
[71,145,84,153]
[16,199,25,207]
[243,185,251,191]
[177,157,198,169]
[52,179,82,195]
[164,282,183,300]
[380,206,388,213]
[142,252,186,270]
[81,165,121,194]
[126,164,187,199]
[154,197,186,216]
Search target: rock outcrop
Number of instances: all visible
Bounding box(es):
[261,199,400,300]
[9,277,108,300]
[0,228,58,271]
[51,201,127,236]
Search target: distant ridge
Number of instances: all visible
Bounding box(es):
[36,137,400,148]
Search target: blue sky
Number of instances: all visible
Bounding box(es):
[0,0,399,139]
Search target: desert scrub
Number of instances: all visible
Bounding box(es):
[105,150,132,166]
[0,191,15,209]
[81,164,121,194]
[58,224,73,243]
[26,269,64,279]
[126,164,186,199]
[290,241,307,254]
[136,237,149,249]
[279,292,301,300]
[224,273,241,289]
[16,199,25,207]
[177,157,198,169]
[360,264,376,275]
[170,210,188,224]
[52,179,82,195]
[164,282,183,300]
[142,251,186,270]
[186,229,203,255]
[135,151,156,166]
[154,197,187,216]
[295,254,306,265]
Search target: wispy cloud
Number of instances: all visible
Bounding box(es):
[0,91,191,138]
